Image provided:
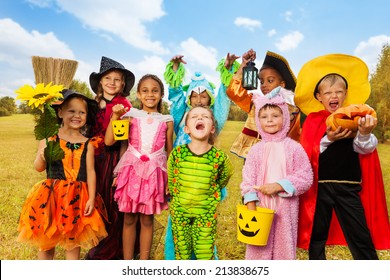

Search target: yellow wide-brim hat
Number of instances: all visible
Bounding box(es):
[294,54,370,115]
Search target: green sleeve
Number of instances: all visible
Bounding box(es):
[216,58,241,87]
[164,61,186,88]
[167,150,176,194]
[218,152,233,189]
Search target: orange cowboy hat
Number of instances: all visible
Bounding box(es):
[294,54,370,115]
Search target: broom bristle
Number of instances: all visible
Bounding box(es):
[32,56,78,88]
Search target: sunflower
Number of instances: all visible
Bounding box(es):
[15,82,64,112]
[15,82,66,171]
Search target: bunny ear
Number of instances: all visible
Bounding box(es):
[252,92,266,109]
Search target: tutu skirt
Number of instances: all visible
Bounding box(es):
[18,178,108,251]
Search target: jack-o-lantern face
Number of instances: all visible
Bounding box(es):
[112,120,129,140]
[238,212,260,237]
[113,123,126,137]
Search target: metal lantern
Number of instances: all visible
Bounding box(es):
[242,61,258,90]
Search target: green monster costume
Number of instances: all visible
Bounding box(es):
[168,144,233,260]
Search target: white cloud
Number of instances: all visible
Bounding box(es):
[51,0,169,54]
[283,11,293,22]
[234,17,262,32]
[0,18,76,98]
[354,35,390,73]
[268,29,277,37]
[0,18,75,63]
[178,38,219,71]
[274,31,304,51]
[26,0,53,8]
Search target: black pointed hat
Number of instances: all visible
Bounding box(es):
[89,56,135,97]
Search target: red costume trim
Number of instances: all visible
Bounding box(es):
[297,110,390,250]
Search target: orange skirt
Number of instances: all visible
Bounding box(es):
[17,179,107,251]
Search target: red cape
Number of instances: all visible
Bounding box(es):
[297,110,390,250]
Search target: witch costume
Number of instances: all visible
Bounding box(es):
[85,56,136,260]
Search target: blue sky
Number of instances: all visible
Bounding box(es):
[1,0,389,101]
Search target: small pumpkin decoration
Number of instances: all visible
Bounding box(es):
[112,119,129,140]
[236,205,274,246]
[326,104,377,132]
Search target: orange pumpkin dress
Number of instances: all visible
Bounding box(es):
[17,137,107,251]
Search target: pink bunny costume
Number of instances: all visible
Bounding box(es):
[240,88,313,259]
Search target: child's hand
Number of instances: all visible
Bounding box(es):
[171,55,186,65]
[326,125,353,141]
[358,114,377,135]
[84,199,95,216]
[112,104,128,119]
[246,201,256,211]
[241,49,256,65]
[254,183,283,196]
[39,147,46,162]
[224,53,240,69]
[112,177,117,187]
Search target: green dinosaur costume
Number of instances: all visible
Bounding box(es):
[168,144,233,260]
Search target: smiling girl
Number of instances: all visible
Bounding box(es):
[17,90,107,260]
[105,74,173,260]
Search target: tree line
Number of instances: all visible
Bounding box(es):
[1,44,389,142]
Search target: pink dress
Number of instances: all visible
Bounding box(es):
[114,108,172,215]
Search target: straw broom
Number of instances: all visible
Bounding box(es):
[32,56,78,88]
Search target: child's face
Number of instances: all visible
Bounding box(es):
[137,78,162,112]
[189,90,210,107]
[184,107,215,142]
[58,97,88,130]
[259,106,283,135]
[259,68,285,94]
[315,80,347,113]
[100,70,125,97]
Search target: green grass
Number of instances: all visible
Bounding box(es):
[0,115,389,260]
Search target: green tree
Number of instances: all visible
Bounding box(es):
[367,44,390,143]
[0,96,17,116]
[18,102,33,114]
[69,79,94,99]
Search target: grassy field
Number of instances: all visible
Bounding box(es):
[0,115,389,260]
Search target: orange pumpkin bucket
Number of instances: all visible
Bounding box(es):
[326,104,377,132]
[236,205,275,246]
[112,119,129,140]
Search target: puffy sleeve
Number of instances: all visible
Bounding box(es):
[226,76,252,113]
[89,136,103,149]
